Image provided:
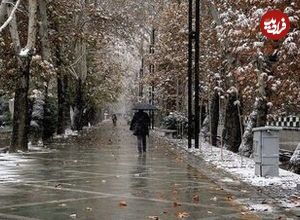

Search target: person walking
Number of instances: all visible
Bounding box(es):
[112,114,117,126]
[130,110,150,153]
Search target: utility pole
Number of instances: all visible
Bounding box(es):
[139,58,144,97]
[188,0,200,149]
[194,0,200,149]
[149,29,155,129]
[188,0,193,149]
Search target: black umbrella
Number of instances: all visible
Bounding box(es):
[132,103,158,110]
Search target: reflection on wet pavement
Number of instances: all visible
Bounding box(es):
[0,121,262,219]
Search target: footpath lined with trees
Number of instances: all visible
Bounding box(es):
[0,0,159,152]
[0,1,299,172]
[140,0,300,174]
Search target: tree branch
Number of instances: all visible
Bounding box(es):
[0,0,21,33]
[0,0,8,24]
[25,0,37,51]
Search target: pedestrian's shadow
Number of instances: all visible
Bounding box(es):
[130,154,149,189]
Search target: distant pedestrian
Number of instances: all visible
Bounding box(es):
[112,114,117,126]
[130,110,150,153]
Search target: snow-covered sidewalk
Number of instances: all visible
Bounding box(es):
[154,132,300,210]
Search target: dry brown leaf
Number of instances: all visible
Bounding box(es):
[177,212,190,218]
[119,201,127,207]
[173,201,182,207]
[226,195,233,201]
[193,195,200,203]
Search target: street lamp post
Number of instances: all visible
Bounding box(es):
[188,0,200,149]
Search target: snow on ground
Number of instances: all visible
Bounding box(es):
[166,137,300,188]
[248,204,273,212]
[54,128,78,139]
[155,133,300,209]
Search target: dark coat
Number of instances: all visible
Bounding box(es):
[130,111,150,136]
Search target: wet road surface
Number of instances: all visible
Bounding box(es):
[0,120,261,219]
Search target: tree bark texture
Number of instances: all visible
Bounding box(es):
[223,90,242,152]
[10,59,31,152]
[210,91,219,146]
[9,0,37,152]
[57,72,66,135]
[0,0,8,24]
[290,143,300,174]
[74,78,84,131]
[38,0,51,141]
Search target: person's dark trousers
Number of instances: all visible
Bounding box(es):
[137,135,147,153]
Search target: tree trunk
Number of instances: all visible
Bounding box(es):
[63,74,70,127]
[38,0,51,141]
[210,91,219,146]
[8,0,37,152]
[223,88,242,152]
[10,59,31,152]
[200,102,206,126]
[57,72,66,135]
[74,78,84,131]
[290,143,300,174]
[0,0,8,24]
[239,55,268,157]
[53,19,69,135]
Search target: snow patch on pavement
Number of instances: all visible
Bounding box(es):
[248,204,273,212]
[156,134,300,209]
[54,128,78,139]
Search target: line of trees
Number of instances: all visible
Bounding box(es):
[0,0,151,152]
[144,1,300,172]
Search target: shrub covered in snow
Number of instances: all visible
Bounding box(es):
[161,112,188,134]
[290,143,300,174]
[42,97,58,140]
[0,97,12,127]
[29,93,58,142]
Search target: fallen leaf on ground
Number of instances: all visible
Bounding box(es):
[177,212,190,218]
[119,201,127,207]
[173,202,181,207]
[193,195,200,203]
[226,195,233,201]
[55,184,62,188]
[86,207,92,211]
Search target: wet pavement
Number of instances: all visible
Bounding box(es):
[0,121,274,219]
